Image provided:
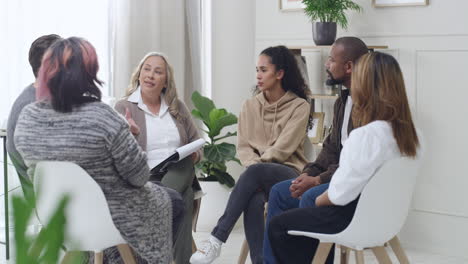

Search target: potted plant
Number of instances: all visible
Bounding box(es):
[191,91,240,188]
[301,0,362,45]
[191,91,241,230]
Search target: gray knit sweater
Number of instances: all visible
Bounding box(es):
[14,101,173,263]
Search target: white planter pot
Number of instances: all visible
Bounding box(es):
[196,181,243,232]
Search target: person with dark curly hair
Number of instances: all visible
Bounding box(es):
[191,45,311,264]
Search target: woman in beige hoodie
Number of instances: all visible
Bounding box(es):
[191,46,311,264]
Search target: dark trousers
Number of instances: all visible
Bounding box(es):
[211,163,298,264]
[268,198,359,264]
[151,157,195,264]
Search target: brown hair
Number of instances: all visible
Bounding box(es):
[351,52,419,157]
[29,34,62,78]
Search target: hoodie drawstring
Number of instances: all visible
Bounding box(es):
[262,101,279,145]
[261,103,268,142]
[268,104,278,144]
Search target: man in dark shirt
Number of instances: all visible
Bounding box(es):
[6,34,61,204]
[263,37,369,264]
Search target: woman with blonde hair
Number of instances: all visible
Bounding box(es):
[115,52,202,264]
[268,52,420,264]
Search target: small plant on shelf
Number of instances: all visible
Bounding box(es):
[301,0,362,45]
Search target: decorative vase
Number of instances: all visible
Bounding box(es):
[312,22,337,46]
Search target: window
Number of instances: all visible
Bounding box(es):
[0,0,112,123]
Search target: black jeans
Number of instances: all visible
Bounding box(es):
[211,163,298,264]
[268,198,359,264]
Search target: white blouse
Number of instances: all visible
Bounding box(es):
[128,88,181,169]
[328,121,402,206]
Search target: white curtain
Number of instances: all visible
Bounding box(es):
[109,0,162,100]
[110,0,198,104]
[185,0,203,102]
[1,0,200,122]
[0,0,111,124]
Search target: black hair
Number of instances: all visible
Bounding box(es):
[259,45,310,100]
[334,36,369,63]
[38,37,102,112]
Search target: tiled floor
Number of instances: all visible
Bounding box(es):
[0,208,467,263]
[192,231,468,264]
[1,152,467,264]
[0,230,466,263]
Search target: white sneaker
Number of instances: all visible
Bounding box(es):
[190,236,222,264]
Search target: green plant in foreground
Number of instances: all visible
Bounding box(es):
[13,194,84,264]
[302,0,362,29]
[191,91,240,188]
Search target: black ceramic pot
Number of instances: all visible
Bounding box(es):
[312,22,337,46]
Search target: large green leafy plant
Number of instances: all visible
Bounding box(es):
[302,0,362,29]
[191,91,240,188]
[13,194,84,264]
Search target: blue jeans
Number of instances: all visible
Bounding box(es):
[263,179,329,264]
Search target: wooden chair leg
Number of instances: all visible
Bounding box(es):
[311,242,333,264]
[61,252,79,264]
[355,250,365,264]
[340,245,350,264]
[117,244,137,264]
[192,237,197,253]
[389,236,410,264]
[371,246,392,264]
[94,252,104,264]
[237,239,249,264]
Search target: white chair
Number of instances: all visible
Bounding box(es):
[288,157,419,264]
[34,161,137,264]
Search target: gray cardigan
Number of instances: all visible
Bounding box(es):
[15,101,173,263]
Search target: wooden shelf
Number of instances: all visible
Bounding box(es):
[310,94,339,100]
[289,45,388,50]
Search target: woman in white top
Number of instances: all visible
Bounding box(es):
[114,52,202,264]
[268,52,420,264]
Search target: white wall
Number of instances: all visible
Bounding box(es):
[256,0,468,259]
[212,0,256,180]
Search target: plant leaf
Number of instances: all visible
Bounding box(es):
[13,195,34,264]
[208,109,238,138]
[35,195,69,263]
[191,109,203,121]
[301,0,361,29]
[212,169,236,188]
[191,91,215,126]
[204,143,237,163]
